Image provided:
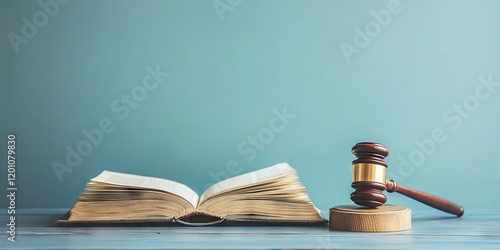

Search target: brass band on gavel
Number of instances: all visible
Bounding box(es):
[352,163,387,184]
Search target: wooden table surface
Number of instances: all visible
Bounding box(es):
[1,208,499,249]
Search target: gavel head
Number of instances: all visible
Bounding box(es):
[350,142,389,208]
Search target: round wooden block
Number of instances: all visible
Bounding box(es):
[329,204,411,232]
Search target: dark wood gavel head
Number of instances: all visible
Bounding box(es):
[350,142,389,208]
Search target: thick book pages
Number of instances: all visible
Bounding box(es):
[57,162,327,226]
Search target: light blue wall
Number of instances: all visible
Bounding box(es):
[1,0,499,211]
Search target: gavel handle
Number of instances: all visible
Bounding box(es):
[386,179,464,217]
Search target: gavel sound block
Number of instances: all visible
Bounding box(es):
[329,142,464,232]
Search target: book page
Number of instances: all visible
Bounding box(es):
[91,171,199,208]
[199,162,296,203]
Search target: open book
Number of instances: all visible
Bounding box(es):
[57,163,327,226]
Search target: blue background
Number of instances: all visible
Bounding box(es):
[1,0,499,212]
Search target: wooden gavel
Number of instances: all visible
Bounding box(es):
[350,142,464,217]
